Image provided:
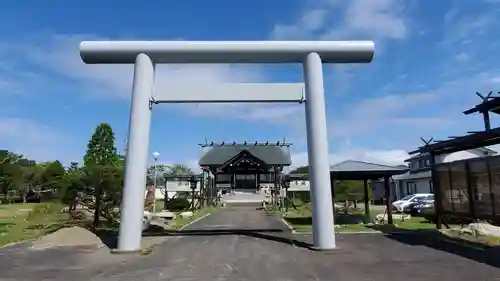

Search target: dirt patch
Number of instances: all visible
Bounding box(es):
[31,226,106,250]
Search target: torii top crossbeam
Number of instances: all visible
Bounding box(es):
[79,41,375,64]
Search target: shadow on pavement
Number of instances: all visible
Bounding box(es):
[367,224,500,268]
[286,214,369,226]
[91,228,118,249]
[149,228,313,249]
[90,226,313,250]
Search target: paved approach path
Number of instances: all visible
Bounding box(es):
[2,207,500,280]
[96,207,500,281]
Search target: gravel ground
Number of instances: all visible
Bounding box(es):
[31,226,106,250]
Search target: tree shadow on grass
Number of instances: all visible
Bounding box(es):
[0,221,15,234]
[0,221,14,227]
[367,224,500,268]
[285,217,312,226]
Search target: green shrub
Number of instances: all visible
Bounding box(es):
[335,213,369,224]
[167,197,190,211]
[176,192,191,199]
[292,191,311,203]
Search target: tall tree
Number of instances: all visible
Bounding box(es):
[82,123,120,227]
[84,123,118,167]
[290,166,308,174]
[166,164,193,177]
[163,164,194,199]
[40,161,66,191]
[147,164,168,186]
[0,150,34,203]
[68,162,79,172]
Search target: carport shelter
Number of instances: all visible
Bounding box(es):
[330,160,408,224]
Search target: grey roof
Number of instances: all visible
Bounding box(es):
[329,160,408,180]
[330,160,408,172]
[393,170,431,180]
[478,147,497,154]
[404,152,429,162]
[405,147,498,162]
[199,145,292,166]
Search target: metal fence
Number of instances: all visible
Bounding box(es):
[435,155,500,222]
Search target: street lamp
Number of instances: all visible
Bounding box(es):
[283,174,291,213]
[152,151,160,213]
[189,175,198,212]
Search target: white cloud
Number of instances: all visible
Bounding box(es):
[269,0,410,100]
[455,52,471,62]
[21,34,266,99]
[332,0,407,39]
[272,8,329,40]
[331,65,500,141]
[271,0,408,41]
[439,3,500,46]
[2,33,301,123]
[0,61,47,97]
[0,117,79,164]
[2,2,496,169]
[328,92,445,137]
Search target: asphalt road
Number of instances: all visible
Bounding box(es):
[97,206,500,281]
[1,206,500,280]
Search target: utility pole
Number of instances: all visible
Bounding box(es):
[152,151,160,213]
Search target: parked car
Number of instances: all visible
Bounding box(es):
[407,200,434,216]
[401,200,420,214]
[392,193,434,213]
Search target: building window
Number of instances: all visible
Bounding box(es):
[425,159,430,167]
[409,161,417,170]
[419,159,425,168]
[429,180,433,193]
[406,182,417,195]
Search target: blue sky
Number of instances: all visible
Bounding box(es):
[2,0,500,169]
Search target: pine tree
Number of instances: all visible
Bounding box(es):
[84,123,118,167]
[82,123,120,227]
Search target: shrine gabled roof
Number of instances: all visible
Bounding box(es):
[199,144,292,166]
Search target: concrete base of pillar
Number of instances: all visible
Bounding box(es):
[110,248,143,255]
[308,245,337,252]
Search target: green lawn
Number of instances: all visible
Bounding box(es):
[274,203,500,250]
[285,215,443,233]
[280,203,444,233]
[93,204,217,236]
[0,202,71,247]
[0,200,218,249]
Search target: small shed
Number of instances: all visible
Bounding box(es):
[329,160,408,224]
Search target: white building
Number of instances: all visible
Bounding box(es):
[145,180,202,200]
[372,147,497,202]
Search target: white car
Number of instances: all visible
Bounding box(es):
[392,193,434,213]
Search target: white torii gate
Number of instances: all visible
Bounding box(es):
[79,40,375,252]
